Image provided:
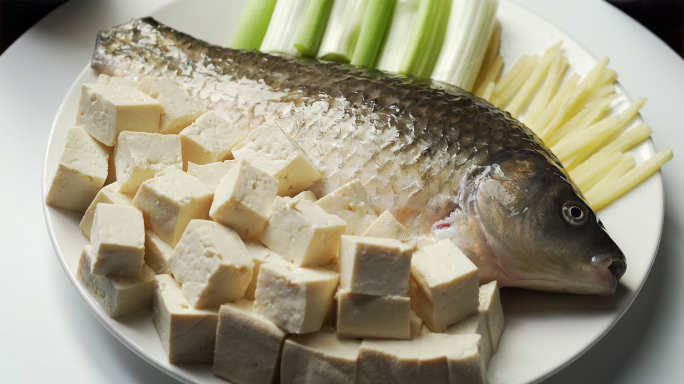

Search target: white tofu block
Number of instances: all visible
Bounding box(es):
[180,111,246,165]
[362,210,414,244]
[255,262,339,334]
[210,159,278,240]
[77,83,160,146]
[187,160,236,191]
[133,167,214,247]
[281,326,360,384]
[136,76,207,134]
[104,147,117,186]
[77,246,155,318]
[315,179,378,235]
[338,235,413,296]
[418,333,487,384]
[170,220,253,309]
[45,126,110,212]
[90,203,145,277]
[260,197,347,267]
[357,337,422,384]
[336,289,411,340]
[152,274,218,363]
[145,230,174,275]
[295,190,318,202]
[243,241,283,301]
[479,280,505,353]
[232,123,321,196]
[114,131,182,193]
[96,74,139,88]
[409,239,479,332]
[442,313,493,365]
[79,183,134,238]
[410,310,424,340]
[214,299,288,384]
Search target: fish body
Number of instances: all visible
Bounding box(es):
[92,18,625,295]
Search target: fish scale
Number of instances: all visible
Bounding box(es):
[92,17,563,235]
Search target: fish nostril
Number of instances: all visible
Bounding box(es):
[608,259,627,280]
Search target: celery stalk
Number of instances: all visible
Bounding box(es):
[294,0,335,57]
[375,0,421,72]
[260,0,310,56]
[350,0,395,67]
[399,0,452,78]
[317,0,369,63]
[431,0,499,91]
[231,0,278,50]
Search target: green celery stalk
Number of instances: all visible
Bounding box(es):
[399,0,452,78]
[317,0,369,63]
[260,0,310,56]
[294,0,335,57]
[431,0,499,91]
[231,0,278,50]
[375,0,421,72]
[350,0,395,67]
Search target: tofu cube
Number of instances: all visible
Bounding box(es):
[104,149,117,186]
[232,123,321,196]
[77,246,155,318]
[254,262,339,334]
[136,76,207,134]
[114,131,182,193]
[243,241,283,300]
[213,299,288,384]
[210,159,279,240]
[409,239,479,332]
[46,126,110,212]
[144,229,174,275]
[96,74,139,88]
[170,220,254,309]
[79,183,135,238]
[187,160,236,191]
[441,313,493,365]
[152,274,218,363]
[133,167,214,247]
[260,197,347,267]
[281,326,361,384]
[295,190,318,202]
[336,289,411,340]
[180,111,246,165]
[315,179,378,235]
[479,280,505,353]
[362,210,414,245]
[90,203,145,277]
[418,333,487,384]
[357,337,422,384]
[338,235,414,296]
[77,83,161,146]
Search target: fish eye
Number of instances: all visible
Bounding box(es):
[562,201,588,226]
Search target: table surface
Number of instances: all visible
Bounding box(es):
[1,1,682,383]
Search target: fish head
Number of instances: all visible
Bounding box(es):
[433,154,626,295]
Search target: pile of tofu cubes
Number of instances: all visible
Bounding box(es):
[46,74,505,384]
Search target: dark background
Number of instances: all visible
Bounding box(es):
[0,0,683,58]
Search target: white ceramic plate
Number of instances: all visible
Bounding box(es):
[42,1,664,383]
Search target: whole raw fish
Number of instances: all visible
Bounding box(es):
[92,17,626,295]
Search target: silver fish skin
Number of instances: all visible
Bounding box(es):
[92,18,626,295]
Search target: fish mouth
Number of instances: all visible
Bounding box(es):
[591,250,627,296]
